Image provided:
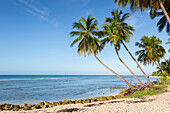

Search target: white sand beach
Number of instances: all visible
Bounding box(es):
[2,85,170,113]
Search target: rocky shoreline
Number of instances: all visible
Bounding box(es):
[0,84,161,112]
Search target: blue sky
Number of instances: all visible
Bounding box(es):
[0,0,169,75]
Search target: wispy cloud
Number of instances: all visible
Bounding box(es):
[126,14,146,29]
[10,0,58,27]
[85,10,93,16]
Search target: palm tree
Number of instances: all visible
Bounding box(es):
[135,35,165,73]
[150,0,170,35]
[158,59,170,76]
[166,38,170,52]
[70,15,133,88]
[104,9,152,84]
[114,0,170,24]
[152,59,170,76]
[101,9,143,85]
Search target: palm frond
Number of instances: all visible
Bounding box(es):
[70,35,83,47]
[72,22,86,31]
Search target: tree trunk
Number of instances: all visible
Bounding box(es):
[120,40,152,84]
[163,57,170,76]
[114,45,143,85]
[163,56,168,66]
[90,46,133,88]
[158,0,170,24]
[151,59,164,74]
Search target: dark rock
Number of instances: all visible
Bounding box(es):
[21,103,27,108]
[91,98,98,102]
[23,106,30,110]
[57,108,80,112]
[36,102,44,107]
[114,95,121,99]
[96,97,107,101]
[76,99,83,104]
[42,105,49,108]
[106,96,115,100]
[56,101,63,105]
[52,102,58,106]
[12,105,20,111]
[34,104,41,109]
[30,106,36,110]
[62,100,73,105]
[83,99,91,103]
[43,101,50,105]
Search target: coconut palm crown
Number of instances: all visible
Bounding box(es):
[70,15,104,56]
[70,15,134,88]
[103,9,134,45]
[150,0,170,35]
[135,35,165,65]
[114,0,170,25]
[101,9,144,85]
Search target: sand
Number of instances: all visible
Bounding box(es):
[2,85,170,113]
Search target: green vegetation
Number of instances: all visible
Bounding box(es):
[125,89,166,98]
[135,36,165,69]
[157,78,170,85]
[110,86,127,89]
[166,38,170,52]
[114,0,170,29]
[101,9,143,85]
[70,14,133,88]
[156,84,168,89]
[151,59,170,77]
[135,35,169,80]
[149,0,170,35]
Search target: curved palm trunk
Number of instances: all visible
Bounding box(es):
[90,46,133,88]
[120,40,152,84]
[163,56,168,66]
[158,0,170,24]
[163,57,170,76]
[151,59,164,73]
[113,45,143,85]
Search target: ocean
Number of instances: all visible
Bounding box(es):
[0,75,157,105]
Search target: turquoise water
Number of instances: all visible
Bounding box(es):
[0,75,157,105]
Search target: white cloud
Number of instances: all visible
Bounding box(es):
[10,0,58,27]
[126,14,146,29]
[85,10,93,16]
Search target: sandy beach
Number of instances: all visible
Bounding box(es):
[1,85,170,113]
[150,76,162,78]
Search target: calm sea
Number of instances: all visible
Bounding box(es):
[0,75,157,105]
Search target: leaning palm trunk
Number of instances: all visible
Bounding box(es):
[158,0,170,24]
[120,40,152,84]
[151,59,164,74]
[163,57,170,75]
[90,46,133,88]
[114,45,143,85]
[163,56,168,66]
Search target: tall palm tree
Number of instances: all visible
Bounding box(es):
[101,9,143,85]
[166,38,170,52]
[70,15,133,88]
[104,9,152,84]
[150,0,170,35]
[135,35,165,73]
[158,59,170,76]
[114,0,170,25]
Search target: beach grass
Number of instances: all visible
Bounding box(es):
[124,89,166,98]
[155,84,168,89]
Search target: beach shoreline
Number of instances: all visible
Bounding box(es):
[1,85,169,113]
[150,76,162,78]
